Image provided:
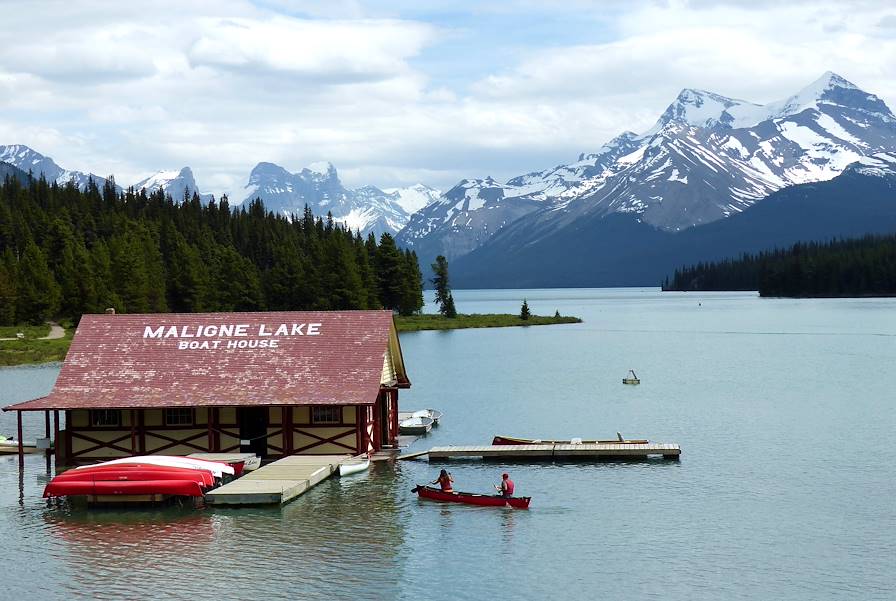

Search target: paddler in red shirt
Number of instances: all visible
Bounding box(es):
[496,473,514,497]
[431,469,454,493]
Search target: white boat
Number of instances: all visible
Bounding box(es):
[622,369,640,385]
[0,436,39,454]
[76,455,235,478]
[399,416,434,435]
[338,458,370,476]
[411,409,443,424]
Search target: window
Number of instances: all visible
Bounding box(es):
[164,408,194,426]
[90,409,121,427]
[311,406,342,424]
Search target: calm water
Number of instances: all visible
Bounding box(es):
[2,289,895,600]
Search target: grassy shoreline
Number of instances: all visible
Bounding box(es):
[0,323,73,367]
[394,313,582,331]
[0,313,582,366]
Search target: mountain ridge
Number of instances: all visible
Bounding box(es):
[397,72,896,265]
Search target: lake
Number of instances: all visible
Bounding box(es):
[1,288,894,600]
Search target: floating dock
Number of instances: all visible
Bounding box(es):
[422,443,681,461]
[205,455,349,505]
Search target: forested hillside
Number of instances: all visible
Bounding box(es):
[0,173,424,325]
[663,235,896,297]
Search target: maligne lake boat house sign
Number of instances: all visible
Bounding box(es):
[143,321,324,350]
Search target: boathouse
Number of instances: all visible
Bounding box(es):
[2,311,409,463]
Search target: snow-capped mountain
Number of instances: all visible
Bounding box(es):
[398,72,896,262]
[0,144,118,192]
[242,161,439,237]
[133,167,214,204]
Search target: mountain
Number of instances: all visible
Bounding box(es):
[451,154,896,288]
[399,72,896,269]
[0,144,118,192]
[242,161,439,237]
[133,167,214,204]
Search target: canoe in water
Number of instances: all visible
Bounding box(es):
[413,485,530,509]
[492,435,649,445]
[338,458,370,476]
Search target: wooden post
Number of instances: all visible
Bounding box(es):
[137,410,146,453]
[372,393,382,452]
[65,410,73,463]
[16,410,23,467]
[208,408,214,452]
[53,410,59,461]
[284,407,293,455]
[355,406,363,454]
[390,390,399,445]
[44,410,51,470]
[130,409,136,455]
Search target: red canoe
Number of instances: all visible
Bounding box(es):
[49,467,215,487]
[44,479,205,498]
[492,435,649,445]
[413,485,531,509]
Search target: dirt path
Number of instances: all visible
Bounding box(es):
[39,322,65,340]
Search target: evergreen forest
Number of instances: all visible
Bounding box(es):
[663,235,896,297]
[0,174,425,325]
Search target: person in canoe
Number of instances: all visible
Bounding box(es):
[495,472,515,497]
[431,469,454,493]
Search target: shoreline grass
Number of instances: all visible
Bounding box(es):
[395,313,582,332]
[0,313,583,366]
[0,327,74,367]
[0,323,73,367]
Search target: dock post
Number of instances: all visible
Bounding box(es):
[53,410,60,463]
[44,410,51,471]
[16,410,23,467]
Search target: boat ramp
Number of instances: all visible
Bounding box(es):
[205,455,356,506]
[401,442,681,461]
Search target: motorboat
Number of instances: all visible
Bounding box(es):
[413,485,530,509]
[0,435,39,454]
[411,409,443,425]
[399,416,434,434]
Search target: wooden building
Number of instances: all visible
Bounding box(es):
[3,311,410,463]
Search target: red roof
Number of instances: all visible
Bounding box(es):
[4,311,406,411]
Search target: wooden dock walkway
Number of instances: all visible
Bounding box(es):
[205,455,348,505]
[425,443,681,460]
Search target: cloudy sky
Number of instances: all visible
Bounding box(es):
[1,0,895,199]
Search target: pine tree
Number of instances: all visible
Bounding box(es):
[444,291,457,318]
[520,298,530,320]
[375,233,406,312]
[431,254,455,317]
[400,250,424,316]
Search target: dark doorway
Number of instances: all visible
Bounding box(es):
[380,394,390,447]
[238,407,269,458]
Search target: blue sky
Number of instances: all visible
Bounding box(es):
[0,0,894,199]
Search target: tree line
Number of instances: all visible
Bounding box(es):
[0,174,425,325]
[662,235,896,297]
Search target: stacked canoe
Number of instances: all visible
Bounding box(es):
[43,456,239,500]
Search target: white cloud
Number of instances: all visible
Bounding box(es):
[0,0,893,198]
